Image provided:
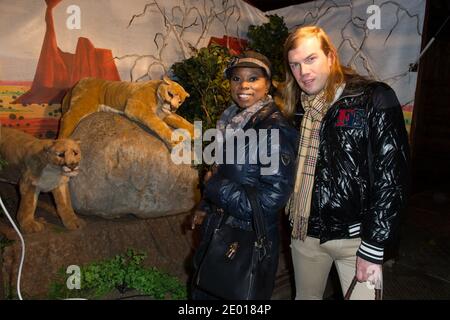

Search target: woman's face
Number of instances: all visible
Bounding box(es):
[230,67,270,109]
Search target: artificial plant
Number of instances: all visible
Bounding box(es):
[247,14,289,82]
[48,249,187,300]
[171,44,232,130]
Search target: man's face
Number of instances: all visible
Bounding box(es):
[288,36,333,95]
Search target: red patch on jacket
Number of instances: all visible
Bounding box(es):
[336,109,364,128]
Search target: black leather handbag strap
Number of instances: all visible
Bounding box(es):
[242,185,269,257]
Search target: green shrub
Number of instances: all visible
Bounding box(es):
[247,14,289,82]
[171,44,232,130]
[48,249,187,300]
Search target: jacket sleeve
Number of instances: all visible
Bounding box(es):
[357,84,410,264]
[203,124,297,222]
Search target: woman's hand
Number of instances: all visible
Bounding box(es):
[191,210,207,229]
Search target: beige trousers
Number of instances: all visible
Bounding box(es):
[291,236,379,300]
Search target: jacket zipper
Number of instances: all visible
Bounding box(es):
[321,90,366,240]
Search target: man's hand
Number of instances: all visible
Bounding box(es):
[191,210,207,229]
[356,256,382,286]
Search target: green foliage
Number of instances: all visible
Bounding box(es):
[247,14,289,82]
[171,44,233,130]
[0,157,6,171]
[171,45,233,177]
[48,249,187,300]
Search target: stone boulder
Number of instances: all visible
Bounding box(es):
[69,112,199,219]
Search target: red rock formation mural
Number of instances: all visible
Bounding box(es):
[13,0,120,105]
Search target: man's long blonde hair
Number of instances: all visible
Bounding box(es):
[282,26,352,118]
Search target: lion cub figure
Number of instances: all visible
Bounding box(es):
[0,127,85,233]
[59,76,194,149]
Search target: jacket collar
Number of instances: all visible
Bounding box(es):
[334,77,376,104]
[243,102,278,130]
[297,76,374,109]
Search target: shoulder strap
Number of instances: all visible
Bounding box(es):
[242,185,268,243]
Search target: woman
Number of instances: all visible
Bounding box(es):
[190,50,298,300]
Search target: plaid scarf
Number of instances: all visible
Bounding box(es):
[285,85,344,240]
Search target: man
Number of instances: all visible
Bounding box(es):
[283,26,410,299]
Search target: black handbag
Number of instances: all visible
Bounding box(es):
[194,185,274,300]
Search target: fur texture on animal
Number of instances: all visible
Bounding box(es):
[0,127,85,233]
[59,76,194,149]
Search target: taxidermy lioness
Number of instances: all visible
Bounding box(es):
[59,76,194,149]
[0,127,85,233]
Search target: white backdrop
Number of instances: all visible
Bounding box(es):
[0,0,425,112]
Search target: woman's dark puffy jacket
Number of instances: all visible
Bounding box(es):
[306,80,410,264]
[199,102,298,263]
